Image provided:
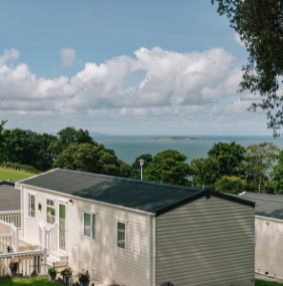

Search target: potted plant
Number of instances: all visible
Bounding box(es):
[78,269,90,286]
[9,260,20,276]
[61,267,72,285]
[48,267,57,281]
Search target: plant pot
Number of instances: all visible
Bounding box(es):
[63,276,70,285]
[80,281,90,286]
[49,272,57,281]
[10,267,17,276]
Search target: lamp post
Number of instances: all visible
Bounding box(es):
[139,158,145,180]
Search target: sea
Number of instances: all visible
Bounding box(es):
[92,135,283,165]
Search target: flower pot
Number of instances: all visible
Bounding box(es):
[49,272,57,281]
[63,276,70,285]
[80,281,90,286]
[10,267,17,276]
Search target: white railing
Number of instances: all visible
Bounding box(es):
[0,220,18,253]
[0,248,47,276]
[46,223,57,254]
[39,222,57,254]
[0,211,21,228]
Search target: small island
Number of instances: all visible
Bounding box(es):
[153,136,201,141]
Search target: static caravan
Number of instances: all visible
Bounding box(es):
[16,169,255,286]
[240,192,283,280]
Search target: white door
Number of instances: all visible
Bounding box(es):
[59,203,67,252]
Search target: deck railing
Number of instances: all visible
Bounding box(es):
[0,248,47,276]
[0,211,21,228]
[39,221,57,254]
[0,220,18,253]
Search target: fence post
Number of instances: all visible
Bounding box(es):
[43,248,47,275]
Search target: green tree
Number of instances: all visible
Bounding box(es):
[241,142,279,193]
[190,157,220,189]
[131,154,152,180]
[215,176,246,194]
[0,120,7,162]
[270,150,283,193]
[208,141,245,176]
[144,149,191,185]
[53,142,122,176]
[212,0,283,136]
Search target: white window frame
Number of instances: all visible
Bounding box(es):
[83,211,96,240]
[46,198,56,224]
[28,193,36,218]
[117,220,127,250]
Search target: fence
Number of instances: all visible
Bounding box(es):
[0,211,21,228]
[0,220,18,253]
[0,248,47,276]
[39,221,57,254]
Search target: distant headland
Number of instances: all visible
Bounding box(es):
[153,136,201,141]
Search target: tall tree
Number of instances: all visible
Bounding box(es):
[190,157,220,189]
[215,176,246,194]
[0,120,7,162]
[270,150,283,193]
[212,0,283,136]
[208,141,245,176]
[241,142,279,193]
[144,149,191,185]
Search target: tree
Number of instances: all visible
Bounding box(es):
[53,142,122,176]
[144,149,191,185]
[241,142,279,193]
[0,120,7,162]
[212,0,283,136]
[190,157,220,188]
[131,154,152,179]
[208,141,245,176]
[215,176,246,194]
[270,150,283,193]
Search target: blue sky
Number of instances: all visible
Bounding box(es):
[0,1,271,135]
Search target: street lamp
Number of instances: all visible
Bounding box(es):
[139,158,145,180]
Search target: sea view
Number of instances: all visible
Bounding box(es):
[92,135,283,165]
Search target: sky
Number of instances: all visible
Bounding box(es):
[0,0,274,136]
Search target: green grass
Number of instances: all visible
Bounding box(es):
[0,167,37,181]
[0,276,61,285]
[256,280,283,286]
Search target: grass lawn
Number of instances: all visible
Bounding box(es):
[0,167,37,181]
[0,276,61,285]
[256,280,283,286]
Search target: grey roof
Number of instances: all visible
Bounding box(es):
[0,181,20,212]
[18,169,254,216]
[239,192,283,220]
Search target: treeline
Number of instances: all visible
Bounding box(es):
[1,120,283,194]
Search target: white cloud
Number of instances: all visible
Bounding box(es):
[234,33,245,47]
[60,48,77,67]
[0,46,268,134]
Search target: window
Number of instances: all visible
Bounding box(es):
[84,212,95,239]
[117,221,126,249]
[47,199,55,224]
[28,194,35,218]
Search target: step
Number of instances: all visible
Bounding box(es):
[47,251,68,268]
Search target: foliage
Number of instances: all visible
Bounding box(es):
[208,141,245,176]
[270,150,283,193]
[131,154,152,179]
[1,162,39,174]
[60,267,72,277]
[215,176,246,194]
[241,142,279,192]
[144,149,191,185]
[118,160,132,178]
[0,120,7,162]
[212,0,283,136]
[48,267,57,275]
[53,142,122,176]
[190,157,220,189]
[78,269,90,282]
[0,276,64,285]
[9,260,20,269]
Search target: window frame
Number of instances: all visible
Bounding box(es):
[28,193,36,218]
[83,211,96,240]
[46,198,56,224]
[117,220,127,250]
